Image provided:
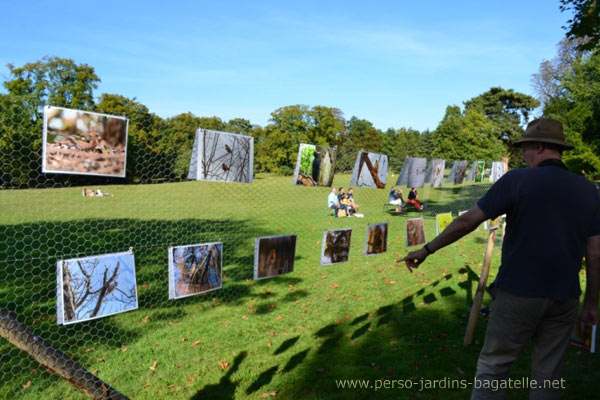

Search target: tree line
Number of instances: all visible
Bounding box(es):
[1,1,598,187]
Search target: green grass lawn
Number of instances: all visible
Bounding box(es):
[0,174,596,399]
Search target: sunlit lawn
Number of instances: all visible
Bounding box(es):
[0,174,596,399]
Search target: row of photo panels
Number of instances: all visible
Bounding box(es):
[43,105,507,185]
[55,213,501,326]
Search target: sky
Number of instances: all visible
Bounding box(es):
[0,0,571,132]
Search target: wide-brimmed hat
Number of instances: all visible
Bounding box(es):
[513,118,573,150]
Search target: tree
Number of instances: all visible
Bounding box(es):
[0,57,101,187]
[4,56,99,117]
[543,49,600,178]
[532,38,586,106]
[96,94,166,182]
[308,106,345,146]
[560,0,600,51]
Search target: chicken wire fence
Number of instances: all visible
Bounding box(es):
[0,107,497,398]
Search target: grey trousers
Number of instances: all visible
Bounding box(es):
[471,289,579,400]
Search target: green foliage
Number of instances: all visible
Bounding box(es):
[432,105,506,162]
[299,145,316,175]
[543,48,600,178]
[560,0,600,51]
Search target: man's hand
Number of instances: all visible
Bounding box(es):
[397,248,428,273]
[578,302,598,334]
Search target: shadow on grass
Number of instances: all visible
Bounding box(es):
[0,217,300,396]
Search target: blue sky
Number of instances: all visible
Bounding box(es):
[1,1,570,132]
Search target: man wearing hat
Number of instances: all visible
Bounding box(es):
[398,118,600,399]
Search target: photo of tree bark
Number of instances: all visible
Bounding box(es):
[430,159,446,188]
[43,106,128,177]
[406,217,426,247]
[364,223,388,256]
[350,151,388,189]
[292,143,336,187]
[169,242,222,299]
[254,235,297,280]
[188,129,253,183]
[57,252,137,325]
[320,229,352,265]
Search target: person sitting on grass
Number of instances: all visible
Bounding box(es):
[347,187,360,213]
[328,187,341,217]
[407,187,424,211]
[388,186,405,212]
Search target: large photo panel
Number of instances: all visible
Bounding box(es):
[254,234,297,280]
[168,242,223,299]
[350,151,388,189]
[43,106,128,177]
[56,251,138,325]
[188,129,254,183]
[292,143,337,187]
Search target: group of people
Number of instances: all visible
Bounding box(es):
[388,186,424,212]
[327,187,362,217]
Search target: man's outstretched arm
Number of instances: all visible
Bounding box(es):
[397,206,488,272]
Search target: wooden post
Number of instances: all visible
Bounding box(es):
[464,219,499,345]
[0,309,129,399]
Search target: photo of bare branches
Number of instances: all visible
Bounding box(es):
[254,234,297,280]
[292,143,337,187]
[168,242,222,299]
[407,157,427,188]
[43,106,128,177]
[364,223,388,256]
[188,129,253,183]
[56,252,137,325]
[320,229,352,265]
[350,151,388,189]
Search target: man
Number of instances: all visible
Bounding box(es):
[399,118,600,399]
[337,187,351,216]
[327,187,341,217]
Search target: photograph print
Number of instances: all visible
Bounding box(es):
[406,217,426,247]
[320,229,352,265]
[56,251,138,325]
[489,161,505,182]
[436,212,453,235]
[350,151,388,189]
[188,129,253,183]
[254,234,297,280]
[406,157,427,188]
[430,159,445,188]
[292,143,336,187]
[43,106,128,177]
[364,223,388,256]
[168,242,222,299]
[474,161,485,183]
[454,160,468,184]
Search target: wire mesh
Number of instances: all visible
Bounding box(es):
[0,103,496,399]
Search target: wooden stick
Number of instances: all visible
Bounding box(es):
[0,309,129,399]
[464,220,499,345]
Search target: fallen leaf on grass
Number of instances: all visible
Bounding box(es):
[84,348,92,353]
[276,315,282,321]
[98,358,105,363]
[168,384,176,389]
[142,315,149,323]
[267,343,272,348]
[188,376,195,383]
[269,331,276,337]
[261,392,277,398]
[91,370,98,375]
[191,340,201,347]
[219,361,229,371]
[121,346,128,352]
[268,303,276,310]
[31,369,38,375]
[23,380,31,389]
[332,283,339,289]
[149,361,157,371]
